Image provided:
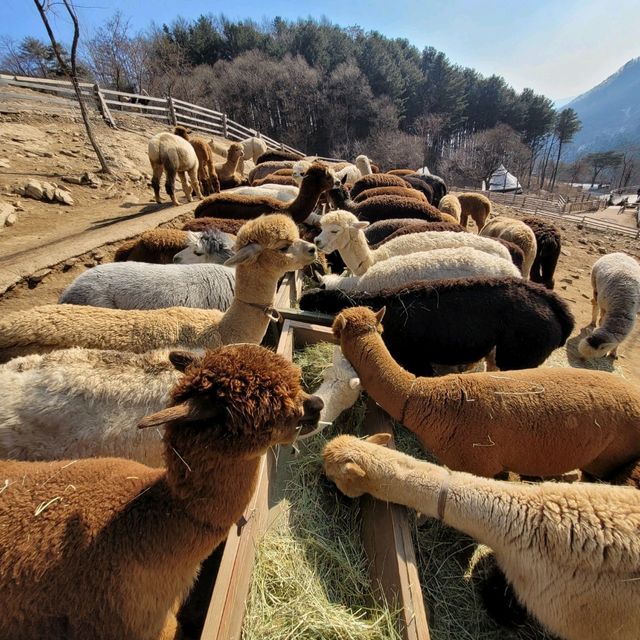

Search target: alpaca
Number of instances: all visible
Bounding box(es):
[353,186,428,203]
[579,252,640,359]
[249,160,296,184]
[182,217,246,235]
[59,262,236,311]
[480,216,537,279]
[521,216,562,289]
[437,194,461,221]
[405,173,447,206]
[215,142,245,189]
[252,174,297,187]
[315,210,512,276]
[256,149,302,164]
[226,183,299,202]
[327,188,451,224]
[0,343,322,640]
[401,176,435,204]
[148,132,203,206]
[387,169,415,176]
[240,136,268,163]
[194,164,340,224]
[300,276,574,376]
[349,173,410,199]
[319,246,521,294]
[363,218,450,246]
[173,125,220,195]
[332,306,640,479]
[0,215,316,362]
[172,230,236,264]
[323,434,640,640]
[115,229,192,264]
[458,193,492,231]
[291,159,313,185]
[354,155,373,177]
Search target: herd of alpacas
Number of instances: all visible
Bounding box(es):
[1,125,640,640]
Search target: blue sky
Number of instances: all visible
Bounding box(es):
[2,0,639,102]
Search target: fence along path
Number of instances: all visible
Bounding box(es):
[0,73,304,156]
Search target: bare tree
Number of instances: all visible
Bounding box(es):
[33,0,112,174]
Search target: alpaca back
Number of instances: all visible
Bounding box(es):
[149,132,198,173]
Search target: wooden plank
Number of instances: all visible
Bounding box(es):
[0,73,94,88]
[173,112,222,128]
[100,88,166,102]
[172,97,223,116]
[276,307,334,326]
[103,99,168,112]
[360,399,431,640]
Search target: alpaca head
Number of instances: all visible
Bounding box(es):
[323,433,391,497]
[138,344,324,454]
[314,210,369,253]
[578,332,618,359]
[225,214,316,275]
[173,230,236,264]
[332,306,386,341]
[292,159,312,185]
[302,163,343,194]
[227,143,244,161]
[173,125,191,140]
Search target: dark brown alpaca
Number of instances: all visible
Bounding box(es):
[174,125,221,195]
[194,163,341,223]
[182,216,246,235]
[0,344,322,640]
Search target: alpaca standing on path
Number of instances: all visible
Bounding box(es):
[173,125,221,195]
[323,434,640,640]
[0,344,322,640]
[332,306,640,479]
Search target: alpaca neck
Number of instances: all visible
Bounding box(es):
[329,188,356,213]
[287,180,323,223]
[339,228,374,275]
[599,308,638,342]
[340,330,415,420]
[223,154,240,176]
[216,262,278,344]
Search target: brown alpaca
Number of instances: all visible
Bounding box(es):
[194,164,340,223]
[387,169,415,176]
[332,306,640,480]
[215,142,245,189]
[114,228,190,263]
[349,173,411,199]
[457,192,492,230]
[252,174,297,186]
[0,344,322,640]
[182,216,246,235]
[353,186,428,203]
[174,126,221,196]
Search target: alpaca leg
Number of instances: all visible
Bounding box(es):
[589,290,598,327]
[165,166,179,206]
[189,168,203,200]
[151,164,164,203]
[178,172,192,203]
[598,308,606,327]
[158,611,181,640]
[459,211,468,229]
[608,344,618,359]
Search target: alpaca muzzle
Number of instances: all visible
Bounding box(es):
[298,394,324,436]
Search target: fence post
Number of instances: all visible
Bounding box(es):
[222,114,228,138]
[94,83,116,128]
[166,96,177,126]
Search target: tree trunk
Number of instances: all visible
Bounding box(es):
[550,139,564,191]
[34,0,113,175]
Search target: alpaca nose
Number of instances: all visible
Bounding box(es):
[314,237,323,249]
[303,395,324,421]
[307,243,317,257]
[173,255,182,264]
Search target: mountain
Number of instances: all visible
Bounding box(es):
[554,95,577,109]
[564,57,640,158]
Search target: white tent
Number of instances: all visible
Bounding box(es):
[488,164,522,193]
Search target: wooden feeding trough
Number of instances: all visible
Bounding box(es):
[198,318,430,639]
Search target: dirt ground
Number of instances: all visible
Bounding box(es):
[1,93,640,385]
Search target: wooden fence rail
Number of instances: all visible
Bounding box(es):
[0,73,305,156]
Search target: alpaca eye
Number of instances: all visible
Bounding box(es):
[279,245,291,252]
[193,251,204,256]
[331,230,338,234]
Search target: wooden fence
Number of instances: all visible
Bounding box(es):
[0,73,305,156]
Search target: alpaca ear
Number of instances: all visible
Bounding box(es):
[348,377,361,390]
[350,221,369,230]
[365,433,392,446]
[138,401,220,429]
[168,350,200,372]
[341,174,348,185]
[311,267,324,283]
[333,314,347,338]
[224,243,262,266]
[185,231,201,244]
[374,307,386,323]
[344,462,366,478]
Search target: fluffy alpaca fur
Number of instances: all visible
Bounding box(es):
[256,150,302,164]
[59,262,236,311]
[332,306,640,479]
[182,217,246,235]
[225,183,299,202]
[148,132,203,206]
[387,169,415,176]
[323,434,640,640]
[438,194,462,221]
[300,276,574,376]
[249,160,296,184]
[319,246,521,293]
[355,155,373,177]
[327,188,452,224]
[252,174,297,187]
[349,173,411,199]
[579,252,640,359]
[172,230,236,264]
[480,216,538,279]
[115,228,191,264]
[0,344,322,640]
[458,192,492,231]
[315,210,512,276]
[215,142,245,189]
[405,173,447,207]
[194,164,339,223]
[240,136,268,164]
[401,176,435,204]
[364,219,457,246]
[173,126,220,195]
[0,215,316,362]
[353,186,428,203]
[521,216,562,289]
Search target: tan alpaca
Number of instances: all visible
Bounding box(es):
[114,228,192,263]
[0,215,316,362]
[215,142,246,188]
[480,216,537,279]
[332,306,640,479]
[323,434,640,640]
[437,194,462,221]
[353,186,428,203]
[457,192,492,231]
[0,343,322,640]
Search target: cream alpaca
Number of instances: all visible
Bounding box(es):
[323,434,640,640]
[480,216,538,279]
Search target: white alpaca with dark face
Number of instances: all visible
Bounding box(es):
[173,230,236,264]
